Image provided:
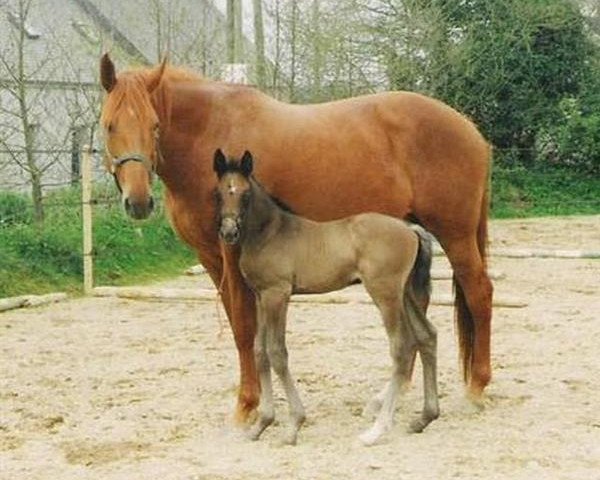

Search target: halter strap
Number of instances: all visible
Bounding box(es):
[110,152,155,193]
[111,153,154,173]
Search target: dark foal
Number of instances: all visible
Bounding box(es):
[213,149,439,445]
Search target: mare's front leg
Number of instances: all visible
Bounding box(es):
[203,245,260,425]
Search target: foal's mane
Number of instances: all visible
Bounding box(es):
[221,161,295,214]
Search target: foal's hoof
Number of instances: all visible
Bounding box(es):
[358,425,389,446]
[282,430,299,446]
[246,415,274,442]
[408,417,428,433]
[246,425,263,442]
[408,412,439,433]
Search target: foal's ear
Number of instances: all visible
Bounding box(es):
[213,149,227,178]
[240,150,253,177]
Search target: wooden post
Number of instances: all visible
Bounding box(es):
[81,145,93,295]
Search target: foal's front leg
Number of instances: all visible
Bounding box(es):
[248,298,275,441]
[265,288,306,445]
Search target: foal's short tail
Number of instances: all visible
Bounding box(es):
[409,225,433,304]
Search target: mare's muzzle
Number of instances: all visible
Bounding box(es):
[219,216,241,245]
[111,153,155,220]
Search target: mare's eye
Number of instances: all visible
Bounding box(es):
[107,123,114,133]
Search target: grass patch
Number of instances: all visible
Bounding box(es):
[0,185,195,298]
[1,169,598,298]
[491,167,600,218]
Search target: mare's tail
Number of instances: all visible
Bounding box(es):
[455,187,490,383]
[409,225,433,307]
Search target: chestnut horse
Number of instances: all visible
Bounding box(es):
[99,54,493,424]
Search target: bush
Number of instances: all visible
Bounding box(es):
[0,191,32,227]
[541,97,600,174]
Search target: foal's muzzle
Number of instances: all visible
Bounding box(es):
[219,217,241,245]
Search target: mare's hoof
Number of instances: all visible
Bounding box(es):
[464,390,486,413]
[234,404,258,426]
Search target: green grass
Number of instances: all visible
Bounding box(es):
[1,169,598,298]
[0,186,195,298]
[491,167,600,218]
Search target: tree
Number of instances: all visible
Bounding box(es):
[253,0,267,89]
[369,0,592,167]
[0,0,48,223]
[0,0,102,223]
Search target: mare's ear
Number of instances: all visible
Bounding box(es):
[213,149,227,178]
[147,55,168,93]
[240,150,253,177]
[100,53,117,93]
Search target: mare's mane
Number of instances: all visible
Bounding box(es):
[101,66,202,121]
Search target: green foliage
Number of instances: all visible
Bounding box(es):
[373,0,597,170]
[0,186,194,297]
[0,191,32,227]
[491,164,600,218]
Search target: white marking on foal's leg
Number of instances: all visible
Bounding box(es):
[359,378,399,446]
[363,381,391,419]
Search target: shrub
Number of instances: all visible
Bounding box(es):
[0,191,32,227]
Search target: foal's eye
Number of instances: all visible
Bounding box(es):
[107,123,114,133]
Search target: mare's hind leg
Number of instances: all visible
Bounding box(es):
[359,294,416,446]
[404,292,439,433]
[263,287,306,445]
[443,236,493,401]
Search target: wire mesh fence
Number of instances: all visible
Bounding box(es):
[0,146,598,297]
[0,148,194,297]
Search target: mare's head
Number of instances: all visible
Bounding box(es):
[213,149,254,245]
[99,53,167,219]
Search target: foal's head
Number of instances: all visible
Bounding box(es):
[213,149,254,245]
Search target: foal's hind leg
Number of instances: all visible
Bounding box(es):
[404,292,439,433]
[359,294,416,446]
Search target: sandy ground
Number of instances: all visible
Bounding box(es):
[1,216,599,480]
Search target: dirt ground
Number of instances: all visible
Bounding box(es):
[1,216,599,480]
